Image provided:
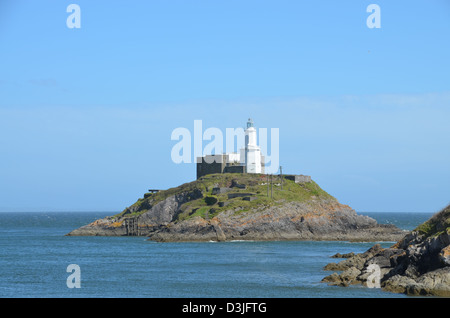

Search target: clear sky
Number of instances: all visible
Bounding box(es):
[0,0,449,213]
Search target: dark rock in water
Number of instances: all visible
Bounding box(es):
[331,252,355,259]
[322,204,450,297]
[66,173,405,242]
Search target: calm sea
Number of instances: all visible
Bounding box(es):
[0,211,434,298]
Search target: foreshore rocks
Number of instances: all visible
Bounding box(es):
[322,204,450,297]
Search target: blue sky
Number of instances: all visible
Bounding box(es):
[0,0,449,212]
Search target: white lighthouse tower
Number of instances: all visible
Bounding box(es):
[240,118,262,174]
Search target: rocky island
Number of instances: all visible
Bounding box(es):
[322,204,450,296]
[67,173,405,242]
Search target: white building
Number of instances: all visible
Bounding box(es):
[240,118,263,173]
[196,118,265,178]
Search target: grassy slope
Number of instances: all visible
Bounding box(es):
[414,204,450,238]
[115,173,336,222]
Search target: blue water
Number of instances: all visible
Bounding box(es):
[0,211,433,298]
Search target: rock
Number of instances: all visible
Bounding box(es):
[362,244,384,257]
[324,254,367,271]
[67,174,406,242]
[211,219,226,242]
[322,267,362,287]
[366,248,405,269]
[440,245,450,266]
[331,252,355,258]
[321,273,342,285]
[340,267,362,284]
[322,204,450,297]
[409,267,450,297]
[381,275,417,294]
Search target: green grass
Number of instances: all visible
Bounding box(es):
[115,173,336,221]
[414,205,450,238]
[189,206,210,219]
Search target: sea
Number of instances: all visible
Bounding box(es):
[0,211,435,298]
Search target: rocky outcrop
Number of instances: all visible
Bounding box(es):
[66,189,203,236]
[67,198,405,242]
[146,201,404,242]
[67,174,405,242]
[322,204,450,297]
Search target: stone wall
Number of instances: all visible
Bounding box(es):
[196,155,226,179]
[224,165,245,174]
[197,155,246,179]
[285,174,312,183]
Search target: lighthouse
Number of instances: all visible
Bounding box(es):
[196,118,265,179]
[241,118,263,174]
